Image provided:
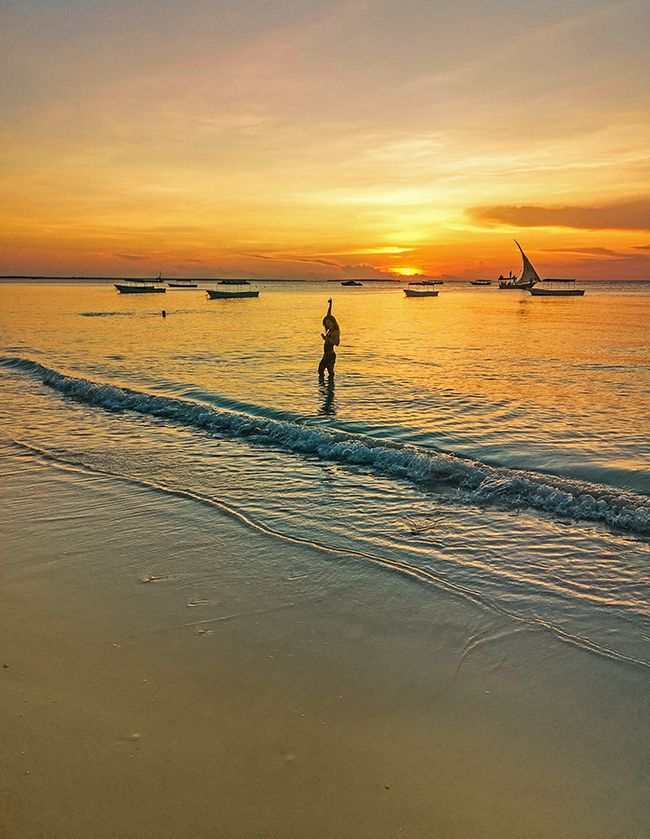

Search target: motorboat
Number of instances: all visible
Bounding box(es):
[530,279,584,296]
[206,280,259,299]
[167,279,198,288]
[115,277,166,294]
[404,282,439,297]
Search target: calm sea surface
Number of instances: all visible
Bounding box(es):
[1,280,649,668]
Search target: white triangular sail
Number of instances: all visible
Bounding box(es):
[515,241,541,287]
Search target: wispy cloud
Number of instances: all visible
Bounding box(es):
[541,247,624,256]
[243,252,342,268]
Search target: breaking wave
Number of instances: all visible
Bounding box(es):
[4,355,650,536]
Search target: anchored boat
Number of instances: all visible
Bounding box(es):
[167,279,198,288]
[531,279,585,296]
[404,282,439,298]
[206,280,259,299]
[115,274,166,294]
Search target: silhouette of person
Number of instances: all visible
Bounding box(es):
[318,298,340,378]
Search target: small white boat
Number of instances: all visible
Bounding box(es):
[404,282,439,297]
[471,279,492,286]
[531,279,584,296]
[206,280,259,299]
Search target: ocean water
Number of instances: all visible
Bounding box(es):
[1,278,649,674]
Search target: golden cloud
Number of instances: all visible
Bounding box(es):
[466,199,650,232]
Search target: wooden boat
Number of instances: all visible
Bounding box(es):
[530,279,584,296]
[167,279,198,288]
[497,271,519,288]
[471,279,492,286]
[115,277,166,294]
[206,280,259,299]
[404,282,439,297]
[498,243,541,289]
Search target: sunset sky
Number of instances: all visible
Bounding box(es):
[2,0,649,279]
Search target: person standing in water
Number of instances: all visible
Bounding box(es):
[318,298,340,378]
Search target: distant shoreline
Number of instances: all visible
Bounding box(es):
[0,276,404,283]
[0,276,646,284]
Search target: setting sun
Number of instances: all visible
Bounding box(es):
[1,0,648,281]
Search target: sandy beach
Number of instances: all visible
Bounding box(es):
[2,446,648,839]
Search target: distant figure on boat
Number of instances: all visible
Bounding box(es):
[318,298,340,379]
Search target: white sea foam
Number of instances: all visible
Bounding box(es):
[4,355,649,537]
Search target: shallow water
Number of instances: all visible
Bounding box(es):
[1,280,649,669]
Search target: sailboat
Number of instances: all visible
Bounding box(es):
[498,242,541,289]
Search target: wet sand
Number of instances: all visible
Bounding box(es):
[1,449,648,838]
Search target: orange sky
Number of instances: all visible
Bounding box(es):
[2,0,649,279]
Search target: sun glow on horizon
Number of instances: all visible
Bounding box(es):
[394,267,421,276]
[1,0,648,280]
